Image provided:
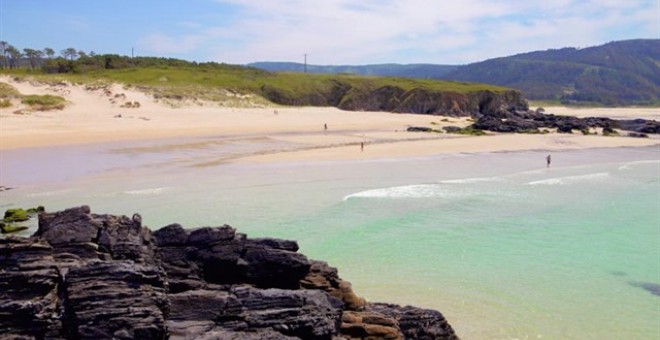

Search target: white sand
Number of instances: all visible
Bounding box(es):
[1,76,658,164]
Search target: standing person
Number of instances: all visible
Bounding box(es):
[361,142,364,152]
[324,123,327,132]
[546,154,552,168]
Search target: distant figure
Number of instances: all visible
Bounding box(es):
[361,142,364,152]
[273,109,278,115]
[546,154,552,168]
[324,123,328,132]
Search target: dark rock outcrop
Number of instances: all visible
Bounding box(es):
[471,108,660,135]
[0,206,458,339]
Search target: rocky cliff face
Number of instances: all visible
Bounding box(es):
[0,206,458,339]
[261,81,528,117]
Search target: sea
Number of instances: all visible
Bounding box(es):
[1,138,658,340]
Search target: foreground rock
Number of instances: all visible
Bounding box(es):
[0,206,458,339]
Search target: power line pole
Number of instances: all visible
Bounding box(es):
[304,53,307,73]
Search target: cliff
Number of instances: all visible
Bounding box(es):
[261,80,528,117]
[0,206,458,339]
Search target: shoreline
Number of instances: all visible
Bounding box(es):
[2,76,659,165]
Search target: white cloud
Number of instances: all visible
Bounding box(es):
[145,0,658,64]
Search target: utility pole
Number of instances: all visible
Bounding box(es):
[304,54,307,73]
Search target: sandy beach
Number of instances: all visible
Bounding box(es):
[1,76,658,164]
[2,77,659,340]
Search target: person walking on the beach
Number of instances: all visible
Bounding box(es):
[324,123,327,132]
[546,154,552,168]
[361,142,364,152]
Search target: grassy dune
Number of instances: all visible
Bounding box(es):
[1,65,509,106]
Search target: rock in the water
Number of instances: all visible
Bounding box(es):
[0,206,459,339]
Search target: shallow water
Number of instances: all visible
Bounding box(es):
[1,141,659,339]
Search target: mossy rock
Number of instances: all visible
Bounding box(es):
[4,208,29,223]
[0,221,29,234]
[2,206,43,223]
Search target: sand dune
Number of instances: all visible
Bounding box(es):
[1,76,658,164]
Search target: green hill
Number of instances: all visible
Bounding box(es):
[1,55,523,116]
[444,39,660,106]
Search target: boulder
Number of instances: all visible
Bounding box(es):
[0,207,458,339]
[369,303,458,340]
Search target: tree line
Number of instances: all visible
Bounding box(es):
[0,41,251,74]
[0,42,81,69]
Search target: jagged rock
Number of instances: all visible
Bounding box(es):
[242,242,310,289]
[340,310,403,340]
[153,224,205,293]
[301,260,366,311]
[95,213,156,264]
[64,260,169,339]
[218,285,342,339]
[0,207,458,339]
[471,109,660,135]
[0,237,62,339]
[34,206,102,258]
[369,303,458,340]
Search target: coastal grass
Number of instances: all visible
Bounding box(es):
[1,66,509,106]
[0,82,21,98]
[21,94,66,111]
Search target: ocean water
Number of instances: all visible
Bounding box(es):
[1,141,659,339]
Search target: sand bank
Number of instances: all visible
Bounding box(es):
[1,76,658,164]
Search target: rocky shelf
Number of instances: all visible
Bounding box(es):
[0,206,458,339]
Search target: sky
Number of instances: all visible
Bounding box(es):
[0,0,658,65]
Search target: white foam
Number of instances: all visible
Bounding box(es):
[527,172,610,186]
[440,176,505,184]
[343,184,451,200]
[618,160,660,171]
[123,187,169,195]
[27,189,74,197]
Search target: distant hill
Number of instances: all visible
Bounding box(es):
[444,39,660,106]
[251,40,660,106]
[248,62,458,79]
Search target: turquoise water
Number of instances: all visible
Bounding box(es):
[1,143,659,339]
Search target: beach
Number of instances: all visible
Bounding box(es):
[1,76,658,161]
[1,78,660,339]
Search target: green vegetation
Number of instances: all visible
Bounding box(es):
[0,99,11,108]
[445,39,660,106]
[21,94,66,110]
[1,47,509,109]
[1,206,44,234]
[0,81,20,98]
[443,126,487,136]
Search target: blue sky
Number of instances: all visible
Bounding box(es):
[1,0,658,65]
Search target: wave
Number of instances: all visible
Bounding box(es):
[27,189,75,197]
[123,187,169,195]
[526,172,610,186]
[343,184,453,200]
[439,176,505,184]
[618,160,660,171]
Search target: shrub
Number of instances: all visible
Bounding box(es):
[21,94,66,110]
[0,99,11,108]
[0,82,21,98]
